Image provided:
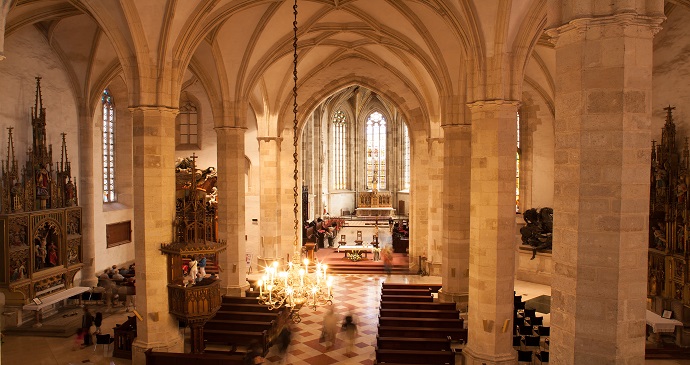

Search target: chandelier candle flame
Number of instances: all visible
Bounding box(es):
[256,0,334,318]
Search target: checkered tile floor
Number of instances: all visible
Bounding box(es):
[262,274,431,365]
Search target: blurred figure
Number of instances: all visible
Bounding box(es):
[381,246,393,275]
[341,314,358,356]
[244,340,265,364]
[321,305,339,349]
[94,312,103,334]
[276,320,292,364]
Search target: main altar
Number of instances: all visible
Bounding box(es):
[647,106,690,343]
[355,190,394,217]
[0,78,83,307]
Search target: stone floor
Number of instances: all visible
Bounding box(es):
[2,276,688,365]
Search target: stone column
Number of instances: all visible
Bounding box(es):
[130,107,183,364]
[463,101,518,365]
[547,12,662,364]
[426,137,444,274]
[439,124,471,309]
[216,126,248,296]
[0,0,13,61]
[77,105,97,287]
[409,132,430,269]
[258,137,283,259]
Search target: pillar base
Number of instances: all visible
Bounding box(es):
[463,347,516,365]
[131,336,184,365]
[437,289,468,313]
[222,283,250,296]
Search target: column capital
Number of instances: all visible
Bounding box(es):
[546,12,665,44]
[128,105,179,116]
[214,125,246,132]
[466,100,520,112]
[257,136,283,144]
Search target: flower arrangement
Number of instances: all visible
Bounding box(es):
[347,250,363,262]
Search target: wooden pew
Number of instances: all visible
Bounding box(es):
[204,319,274,333]
[222,296,264,304]
[204,328,269,354]
[377,325,467,341]
[378,317,464,329]
[376,336,452,351]
[213,310,280,322]
[382,283,443,292]
[380,301,457,311]
[381,295,433,303]
[219,302,278,313]
[375,348,456,364]
[379,308,459,319]
[381,288,432,297]
[145,349,244,365]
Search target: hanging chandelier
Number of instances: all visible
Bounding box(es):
[256,0,333,320]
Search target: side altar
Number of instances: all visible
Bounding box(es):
[0,78,82,307]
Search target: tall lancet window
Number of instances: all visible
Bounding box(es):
[366,111,387,190]
[332,110,347,190]
[403,123,410,190]
[102,89,116,203]
[516,112,521,213]
[177,100,199,148]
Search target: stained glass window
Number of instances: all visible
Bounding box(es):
[403,123,410,190]
[178,100,199,146]
[516,112,521,213]
[366,112,386,190]
[332,110,347,190]
[102,89,116,203]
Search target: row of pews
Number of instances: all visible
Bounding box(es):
[376,283,466,365]
[513,293,550,364]
[146,295,285,365]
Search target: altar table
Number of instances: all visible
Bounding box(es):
[646,309,683,333]
[337,245,375,258]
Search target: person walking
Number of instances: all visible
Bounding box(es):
[80,306,94,347]
[276,321,292,364]
[94,312,103,334]
[341,314,358,356]
[320,305,338,349]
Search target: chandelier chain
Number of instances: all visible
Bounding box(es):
[292,0,299,252]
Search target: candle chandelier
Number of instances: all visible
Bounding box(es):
[256,0,333,321]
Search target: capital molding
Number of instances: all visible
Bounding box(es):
[546,12,665,44]
[257,136,283,143]
[128,105,179,116]
[214,126,247,132]
[466,100,520,112]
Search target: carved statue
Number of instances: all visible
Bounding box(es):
[519,207,553,259]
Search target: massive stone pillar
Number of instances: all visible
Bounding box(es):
[546,6,664,364]
[258,136,283,259]
[439,124,471,309]
[216,126,248,296]
[463,101,518,365]
[426,137,444,274]
[0,0,13,61]
[77,105,97,287]
[130,107,183,364]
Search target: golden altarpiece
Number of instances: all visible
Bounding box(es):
[0,78,82,306]
[648,106,690,323]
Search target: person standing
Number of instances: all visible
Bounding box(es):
[197,255,207,280]
[81,306,94,347]
[321,305,338,349]
[341,314,358,356]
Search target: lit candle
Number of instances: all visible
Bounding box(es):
[299,269,305,286]
[258,280,263,296]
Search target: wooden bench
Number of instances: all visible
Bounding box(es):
[204,328,269,354]
[378,317,464,329]
[381,288,432,297]
[380,301,457,311]
[22,286,90,327]
[375,348,456,364]
[144,349,244,365]
[378,325,467,341]
[377,336,452,351]
[205,319,275,333]
[382,283,443,293]
[219,302,278,313]
[213,310,280,322]
[379,309,460,319]
[381,295,433,303]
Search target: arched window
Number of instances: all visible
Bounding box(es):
[516,112,521,213]
[332,110,347,190]
[366,111,386,190]
[402,123,410,190]
[177,100,199,148]
[102,89,116,203]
